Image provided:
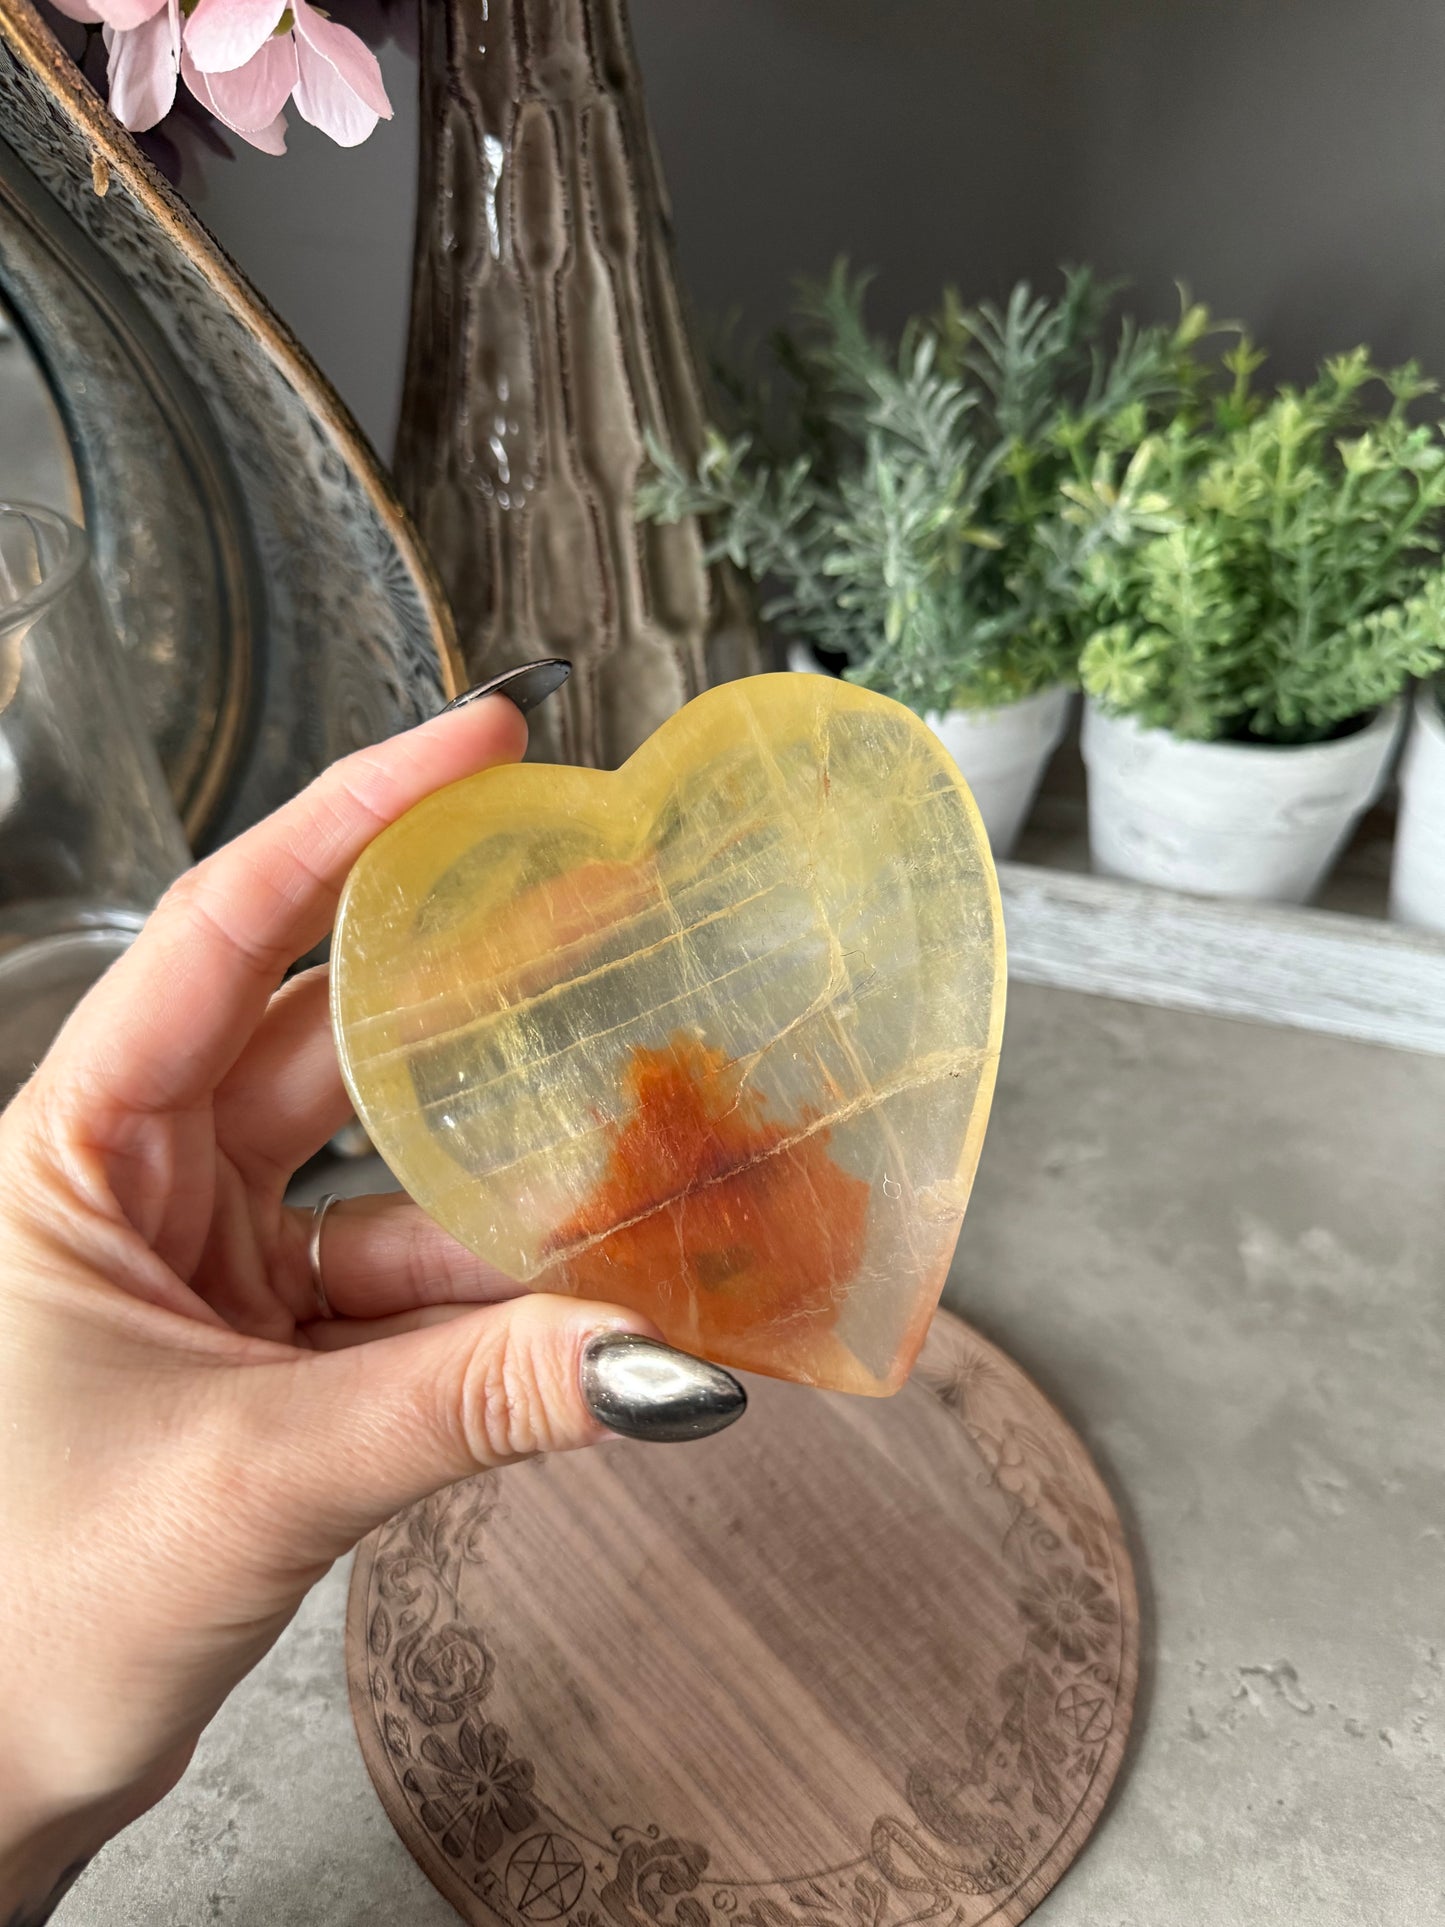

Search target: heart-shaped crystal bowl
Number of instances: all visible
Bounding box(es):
[331,675,1005,1394]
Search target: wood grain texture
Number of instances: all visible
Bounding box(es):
[998,858,1445,1056]
[347,1311,1137,1927]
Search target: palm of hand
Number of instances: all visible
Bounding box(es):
[53,966,359,1348]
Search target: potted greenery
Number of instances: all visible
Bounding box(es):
[639,266,1209,855]
[1076,348,1445,902]
[1389,679,1445,931]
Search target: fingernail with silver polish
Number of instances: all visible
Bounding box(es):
[581,1333,747,1444]
[441,658,572,717]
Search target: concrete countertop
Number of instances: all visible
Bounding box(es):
[64,983,1445,1924]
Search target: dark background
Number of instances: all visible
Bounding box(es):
[185,0,1445,455]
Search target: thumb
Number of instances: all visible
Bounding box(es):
[246,1297,747,1554]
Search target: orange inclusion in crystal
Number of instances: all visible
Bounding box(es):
[545,1033,870,1353]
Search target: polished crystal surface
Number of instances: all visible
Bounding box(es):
[331,675,1005,1394]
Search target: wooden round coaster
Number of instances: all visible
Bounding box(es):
[346,1312,1137,1927]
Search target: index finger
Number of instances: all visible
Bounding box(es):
[45,695,529,1114]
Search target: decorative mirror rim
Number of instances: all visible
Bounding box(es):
[0,0,463,718]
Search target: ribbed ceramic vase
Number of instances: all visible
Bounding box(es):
[395,0,757,769]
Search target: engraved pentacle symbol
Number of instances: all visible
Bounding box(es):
[504,1833,587,1921]
[1055,1682,1113,1746]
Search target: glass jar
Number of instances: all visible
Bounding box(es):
[0,502,190,1100]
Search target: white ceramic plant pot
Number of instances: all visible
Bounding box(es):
[785,642,831,676]
[1081,698,1402,904]
[1388,682,1445,933]
[924,686,1073,857]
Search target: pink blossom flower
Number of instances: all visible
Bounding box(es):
[181,44,290,154]
[49,0,167,27]
[181,27,294,154]
[106,0,182,132]
[186,0,392,148]
[48,0,179,132]
[181,0,289,73]
[46,0,390,153]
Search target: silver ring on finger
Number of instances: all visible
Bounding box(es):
[307,1191,341,1320]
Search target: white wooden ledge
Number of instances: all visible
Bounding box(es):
[997,860,1445,1057]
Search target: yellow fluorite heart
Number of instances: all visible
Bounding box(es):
[331,675,1005,1395]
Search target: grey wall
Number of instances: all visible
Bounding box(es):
[184,38,419,454]
[186,0,1445,458]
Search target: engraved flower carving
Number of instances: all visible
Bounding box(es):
[925,1346,1004,1417]
[392,1620,493,1726]
[1017,1565,1117,1664]
[600,1835,710,1927]
[989,1427,1044,1510]
[412,1717,538,1865]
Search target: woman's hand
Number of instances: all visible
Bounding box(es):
[0,691,741,1919]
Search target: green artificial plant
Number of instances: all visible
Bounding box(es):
[638,263,1211,715]
[1077,347,1445,742]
